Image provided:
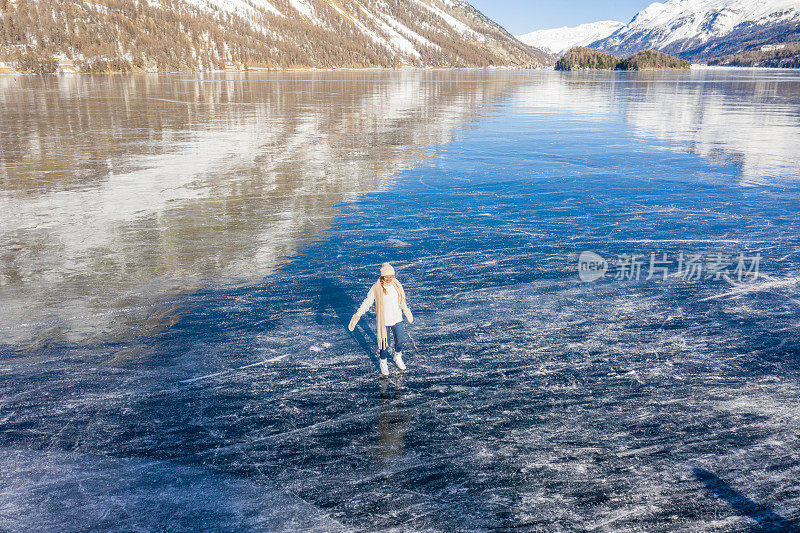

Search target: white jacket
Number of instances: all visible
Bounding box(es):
[356,283,408,326]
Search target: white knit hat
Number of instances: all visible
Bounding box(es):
[380,262,395,276]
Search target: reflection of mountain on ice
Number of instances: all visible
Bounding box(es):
[0,72,514,349]
[3,71,798,350]
[515,70,800,186]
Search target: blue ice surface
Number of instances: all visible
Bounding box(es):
[3,76,800,531]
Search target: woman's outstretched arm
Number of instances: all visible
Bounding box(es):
[349,288,375,331]
[355,289,375,316]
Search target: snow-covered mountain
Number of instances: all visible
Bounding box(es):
[590,0,800,60]
[516,21,625,55]
[0,0,548,72]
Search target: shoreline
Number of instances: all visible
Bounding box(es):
[1,66,553,76]
[0,65,550,75]
[690,63,800,71]
[3,64,800,76]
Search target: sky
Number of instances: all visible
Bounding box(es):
[467,0,656,35]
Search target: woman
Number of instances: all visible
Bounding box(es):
[348,262,413,377]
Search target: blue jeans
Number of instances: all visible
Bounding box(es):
[379,322,404,360]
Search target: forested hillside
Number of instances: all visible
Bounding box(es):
[0,0,548,72]
[616,50,690,70]
[554,47,619,70]
[707,43,800,67]
[555,47,689,71]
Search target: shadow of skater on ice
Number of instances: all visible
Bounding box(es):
[312,276,380,370]
[693,468,799,532]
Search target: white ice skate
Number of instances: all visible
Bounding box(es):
[393,351,406,371]
[379,358,389,377]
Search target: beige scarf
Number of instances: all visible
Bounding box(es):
[373,277,407,350]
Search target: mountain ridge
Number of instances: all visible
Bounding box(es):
[518,0,800,64]
[517,21,624,56]
[590,0,800,61]
[0,0,549,72]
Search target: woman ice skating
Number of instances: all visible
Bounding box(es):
[348,262,414,377]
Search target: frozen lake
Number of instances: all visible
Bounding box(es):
[1,70,800,531]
